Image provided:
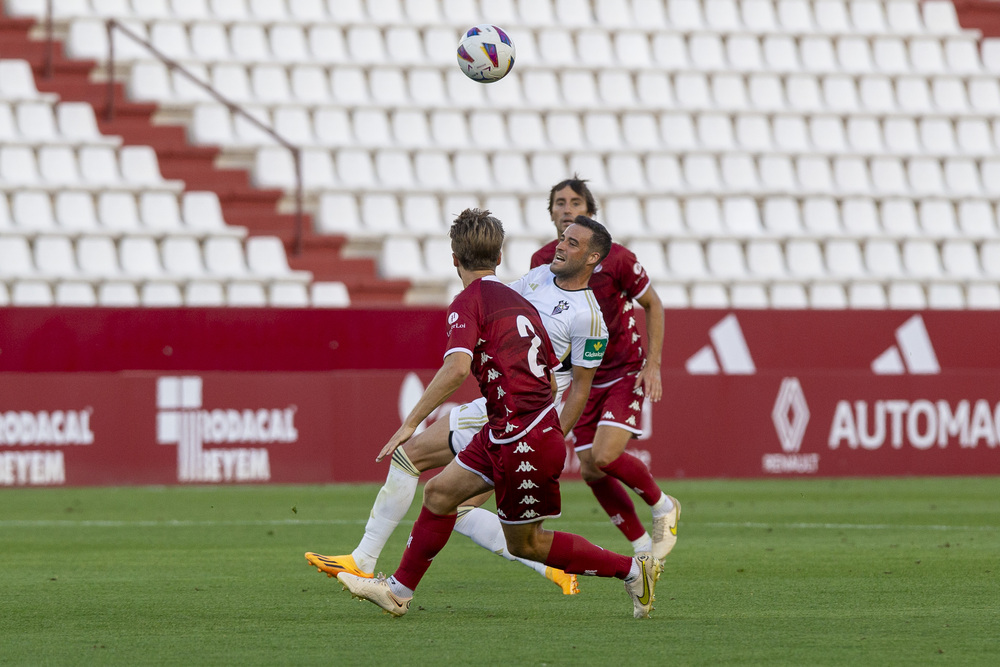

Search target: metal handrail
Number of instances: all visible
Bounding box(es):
[103,19,305,256]
[35,5,307,256]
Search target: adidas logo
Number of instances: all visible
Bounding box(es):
[871,315,940,375]
[515,461,537,472]
[513,443,534,454]
[685,314,756,375]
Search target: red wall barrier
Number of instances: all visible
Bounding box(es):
[1,308,998,486]
[0,307,448,372]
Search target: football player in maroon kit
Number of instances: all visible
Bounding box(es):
[337,208,658,619]
[532,177,681,564]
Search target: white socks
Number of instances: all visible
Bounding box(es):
[630,533,653,555]
[387,576,414,598]
[624,557,642,582]
[455,506,548,577]
[352,451,420,574]
[650,492,674,518]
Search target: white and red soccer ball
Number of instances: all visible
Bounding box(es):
[456,24,516,83]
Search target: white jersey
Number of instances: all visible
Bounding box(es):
[449,264,608,453]
[508,264,608,397]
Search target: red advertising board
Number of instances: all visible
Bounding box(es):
[1,308,998,486]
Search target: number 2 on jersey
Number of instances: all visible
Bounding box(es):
[516,315,545,378]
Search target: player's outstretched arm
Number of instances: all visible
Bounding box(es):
[376,352,472,462]
[634,287,664,403]
[560,365,597,436]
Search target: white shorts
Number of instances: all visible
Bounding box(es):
[448,397,488,454]
[448,381,568,455]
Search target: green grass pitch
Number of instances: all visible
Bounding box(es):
[2,477,998,665]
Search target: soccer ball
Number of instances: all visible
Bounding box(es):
[456,24,515,83]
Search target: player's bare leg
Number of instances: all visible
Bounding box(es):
[339,460,491,614]
[584,424,679,560]
[501,521,656,618]
[306,417,453,578]
[455,492,579,594]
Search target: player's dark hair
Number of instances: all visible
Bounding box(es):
[572,215,612,263]
[450,208,505,271]
[547,174,598,216]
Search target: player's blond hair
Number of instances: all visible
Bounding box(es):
[450,208,505,271]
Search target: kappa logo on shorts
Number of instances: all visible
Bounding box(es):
[629,400,641,410]
[516,461,537,472]
[518,480,538,489]
[520,496,539,505]
[602,411,615,420]
[513,442,534,453]
[521,510,539,519]
[625,416,637,426]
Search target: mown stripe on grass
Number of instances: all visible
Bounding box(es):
[1,519,997,531]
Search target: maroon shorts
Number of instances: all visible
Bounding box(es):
[456,410,565,524]
[572,375,645,451]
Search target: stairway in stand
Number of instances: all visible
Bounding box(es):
[0,12,408,304]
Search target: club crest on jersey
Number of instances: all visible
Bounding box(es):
[583,338,606,361]
[551,300,570,316]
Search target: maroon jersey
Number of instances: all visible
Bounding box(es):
[532,242,650,385]
[445,276,560,443]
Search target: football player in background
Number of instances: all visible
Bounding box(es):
[532,177,681,564]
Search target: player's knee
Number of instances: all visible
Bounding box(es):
[592,449,621,470]
[421,478,457,514]
[578,457,604,481]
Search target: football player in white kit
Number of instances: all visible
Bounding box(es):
[306,217,612,595]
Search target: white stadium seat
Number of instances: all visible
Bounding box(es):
[55,281,97,306]
[0,0,995,310]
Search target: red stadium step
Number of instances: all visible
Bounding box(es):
[0,9,408,305]
[954,0,1000,36]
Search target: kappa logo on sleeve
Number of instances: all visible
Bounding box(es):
[582,338,607,361]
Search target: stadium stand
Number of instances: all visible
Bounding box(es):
[1,0,1000,307]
